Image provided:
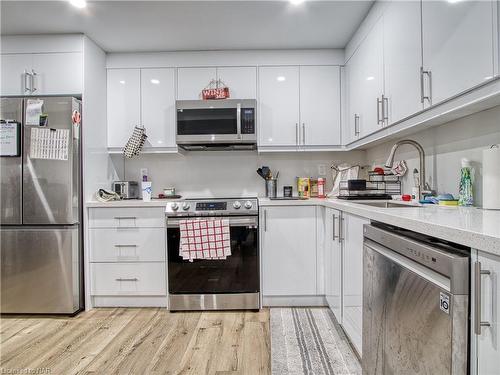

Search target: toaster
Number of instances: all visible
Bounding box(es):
[111,181,140,199]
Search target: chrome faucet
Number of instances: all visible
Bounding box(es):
[385,139,431,200]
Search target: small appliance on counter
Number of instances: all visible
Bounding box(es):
[111,181,140,199]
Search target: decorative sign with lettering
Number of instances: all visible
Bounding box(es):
[202,79,230,100]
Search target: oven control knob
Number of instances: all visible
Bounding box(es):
[170,202,179,211]
[182,202,190,211]
[233,201,242,209]
[244,201,253,209]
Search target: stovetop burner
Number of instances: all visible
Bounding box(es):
[165,197,258,217]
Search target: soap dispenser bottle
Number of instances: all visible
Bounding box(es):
[458,158,474,206]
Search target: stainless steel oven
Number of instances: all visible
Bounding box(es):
[165,198,259,310]
[176,99,257,150]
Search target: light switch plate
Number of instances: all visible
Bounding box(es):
[318,164,327,176]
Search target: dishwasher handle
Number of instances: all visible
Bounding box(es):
[474,261,491,335]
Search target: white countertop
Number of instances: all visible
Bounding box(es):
[259,197,500,257]
[86,197,500,256]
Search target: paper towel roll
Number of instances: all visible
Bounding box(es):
[483,146,500,210]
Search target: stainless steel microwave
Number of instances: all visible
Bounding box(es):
[176,99,257,151]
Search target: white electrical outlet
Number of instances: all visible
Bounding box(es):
[318,164,327,176]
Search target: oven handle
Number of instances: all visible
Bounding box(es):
[166,216,258,228]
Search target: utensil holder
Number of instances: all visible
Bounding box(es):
[265,179,277,198]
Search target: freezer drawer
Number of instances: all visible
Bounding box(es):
[0,226,81,314]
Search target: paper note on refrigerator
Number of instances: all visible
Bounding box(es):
[30,127,70,161]
[25,99,44,126]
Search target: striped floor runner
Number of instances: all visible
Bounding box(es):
[271,308,361,375]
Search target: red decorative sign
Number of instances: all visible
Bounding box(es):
[202,87,230,100]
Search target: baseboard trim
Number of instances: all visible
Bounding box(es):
[92,296,168,307]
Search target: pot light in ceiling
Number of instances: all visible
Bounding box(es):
[150,79,160,85]
[119,80,125,84]
[366,76,375,81]
[290,0,305,5]
[69,0,87,9]
[447,0,463,3]
[276,76,286,82]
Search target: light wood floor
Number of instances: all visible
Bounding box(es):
[0,308,271,375]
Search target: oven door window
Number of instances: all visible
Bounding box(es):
[167,224,259,294]
[177,108,237,135]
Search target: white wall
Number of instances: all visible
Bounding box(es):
[110,151,366,198]
[366,105,500,206]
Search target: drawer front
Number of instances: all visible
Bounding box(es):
[90,228,165,262]
[91,263,166,296]
[89,207,165,228]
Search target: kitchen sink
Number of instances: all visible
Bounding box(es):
[354,201,423,208]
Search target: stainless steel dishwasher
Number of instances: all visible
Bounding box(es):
[362,223,470,375]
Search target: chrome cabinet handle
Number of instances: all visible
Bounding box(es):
[338,216,344,242]
[31,70,37,93]
[114,244,138,248]
[354,114,360,136]
[115,278,139,282]
[295,123,299,146]
[332,214,338,240]
[302,123,305,145]
[382,95,389,124]
[377,97,383,124]
[24,70,32,93]
[475,261,491,335]
[420,67,432,105]
[264,209,267,232]
[114,216,136,220]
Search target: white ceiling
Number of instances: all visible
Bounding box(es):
[0,1,373,52]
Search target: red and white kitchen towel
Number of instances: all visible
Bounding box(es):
[179,219,231,262]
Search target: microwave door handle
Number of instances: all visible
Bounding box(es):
[236,103,242,140]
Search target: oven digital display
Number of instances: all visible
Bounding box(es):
[196,202,227,211]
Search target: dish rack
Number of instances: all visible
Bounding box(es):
[339,170,402,198]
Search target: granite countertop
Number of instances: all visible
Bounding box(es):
[259,197,500,257]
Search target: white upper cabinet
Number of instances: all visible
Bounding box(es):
[258,66,300,147]
[0,52,82,96]
[261,206,317,296]
[0,54,33,96]
[177,67,217,100]
[32,53,83,95]
[345,55,362,144]
[141,68,176,149]
[107,69,141,149]
[216,66,257,99]
[383,1,423,123]
[421,0,495,106]
[299,66,341,146]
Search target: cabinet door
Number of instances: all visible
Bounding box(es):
[358,17,385,137]
[325,208,343,322]
[0,54,33,96]
[344,58,361,144]
[262,206,316,296]
[299,66,341,146]
[475,251,500,375]
[177,67,217,100]
[383,1,423,124]
[107,69,141,149]
[342,212,369,356]
[422,0,495,106]
[216,66,257,99]
[258,66,300,147]
[32,52,83,95]
[141,68,176,149]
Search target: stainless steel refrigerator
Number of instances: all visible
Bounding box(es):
[0,96,83,314]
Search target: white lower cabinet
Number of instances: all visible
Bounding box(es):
[88,207,167,307]
[473,250,500,375]
[261,205,317,297]
[325,208,343,323]
[341,212,369,356]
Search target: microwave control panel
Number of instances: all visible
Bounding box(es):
[241,108,255,134]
